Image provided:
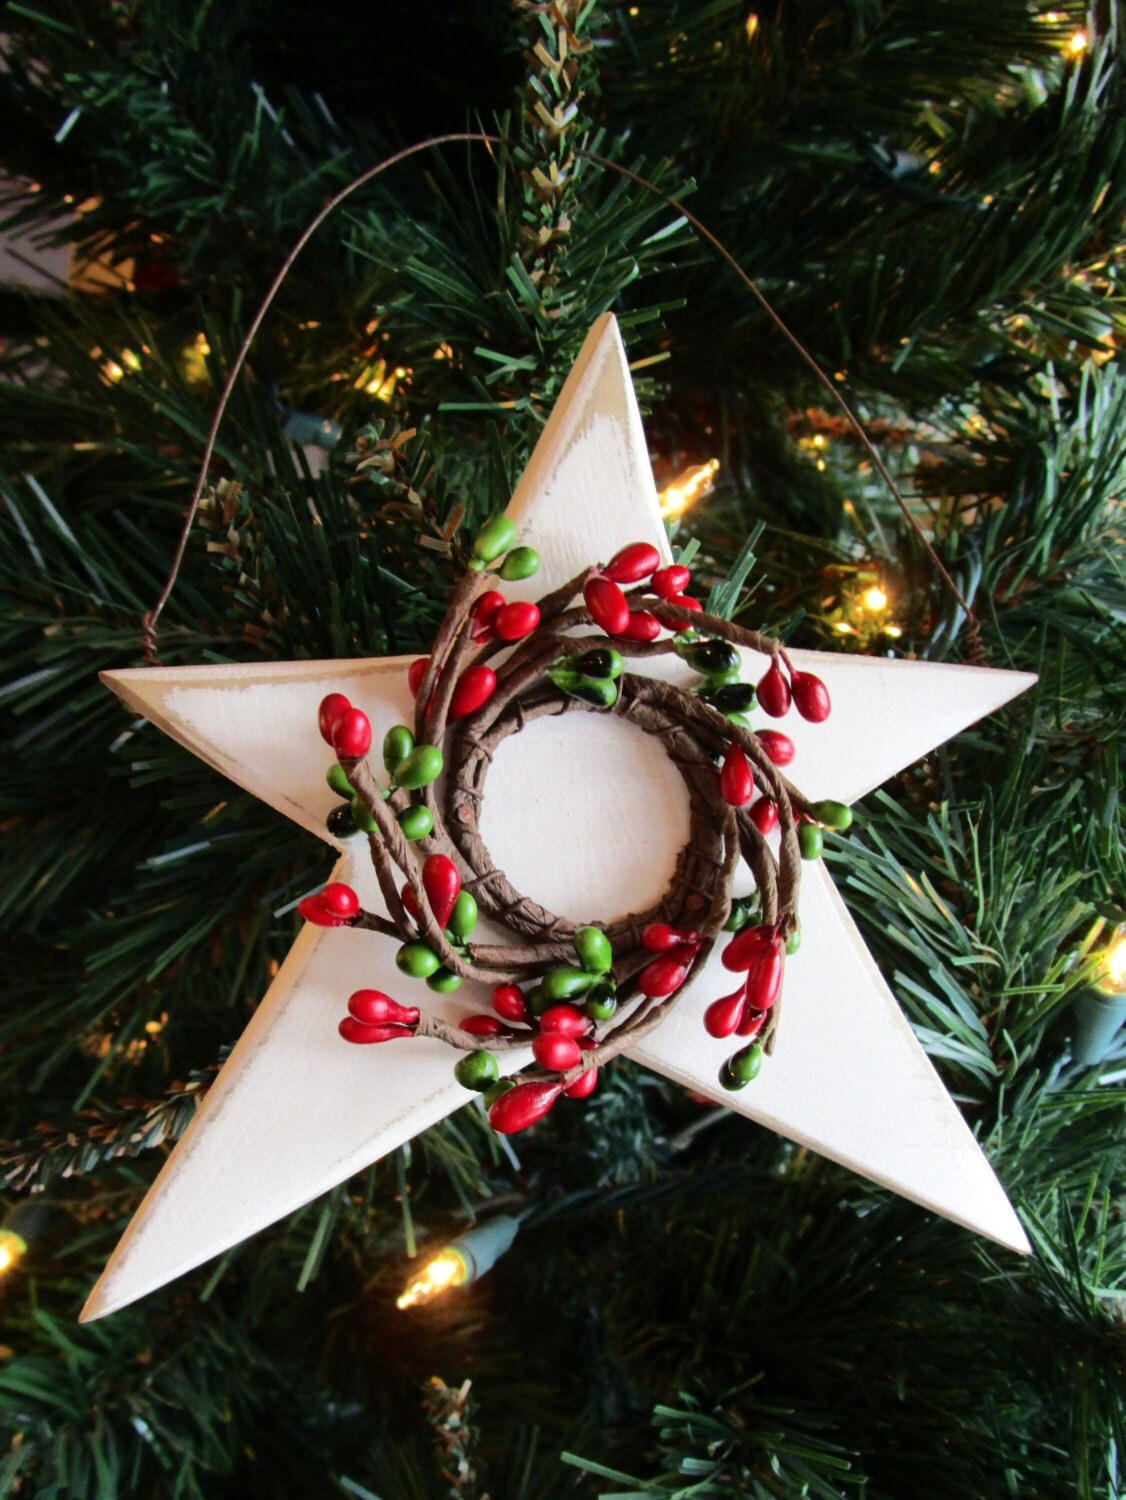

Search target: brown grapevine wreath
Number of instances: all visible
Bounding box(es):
[298,520,850,1135]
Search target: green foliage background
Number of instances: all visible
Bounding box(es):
[0,2,1123,1495]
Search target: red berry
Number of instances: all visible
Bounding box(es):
[298,895,349,927]
[642,923,697,953]
[745,945,783,1012]
[318,693,352,746]
[564,1038,599,1098]
[338,1017,413,1045]
[604,541,661,583]
[757,662,792,718]
[757,729,795,767]
[668,595,703,631]
[488,1079,563,1134]
[719,743,754,807]
[320,882,359,919]
[749,798,778,836]
[461,1014,508,1037]
[736,1006,768,1039]
[449,664,496,720]
[422,854,460,929]
[638,957,687,998]
[492,984,529,1024]
[533,1032,583,1071]
[651,565,690,599]
[791,670,831,722]
[584,575,631,635]
[347,990,419,1026]
[408,658,431,698]
[539,1004,590,1036]
[722,923,777,972]
[665,942,701,968]
[616,609,662,642]
[704,987,747,1038]
[493,601,541,641]
[333,708,372,760]
[472,591,505,629]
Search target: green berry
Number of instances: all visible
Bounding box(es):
[573,925,613,975]
[723,896,759,932]
[397,804,434,841]
[584,982,618,1021]
[798,823,824,860]
[351,796,380,834]
[472,516,517,565]
[525,984,549,1017]
[454,1051,500,1091]
[811,798,853,831]
[382,724,415,776]
[705,682,755,713]
[483,1077,517,1109]
[326,762,352,797]
[396,942,441,979]
[684,639,739,675]
[326,803,357,839]
[786,926,802,955]
[721,1043,764,1091]
[695,667,742,691]
[426,966,463,993]
[498,546,540,580]
[547,666,618,707]
[575,647,624,681]
[541,967,595,1001]
[447,891,478,939]
[395,745,444,790]
[725,711,752,729]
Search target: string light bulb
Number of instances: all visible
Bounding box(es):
[862,585,888,613]
[1068,29,1088,53]
[0,1229,27,1276]
[659,459,720,520]
[1072,923,1126,1066]
[397,1213,522,1310]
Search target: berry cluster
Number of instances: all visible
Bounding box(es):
[301,524,853,1132]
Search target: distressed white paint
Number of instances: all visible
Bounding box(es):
[84,315,1033,1320]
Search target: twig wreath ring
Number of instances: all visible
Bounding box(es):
[303,529,845,1132]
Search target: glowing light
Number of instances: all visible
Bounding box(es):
[103,360,124,382]
[397,1248,468,1309]
[812,434,825,449]
[1069,29,1088,53]
[883,623,903,639]
[659,458,720,520]
[1095,929,1126,996]
[0,1231,27,1276]
[1037,9,1066,20]
[834,621,854,635]
[815,458,826,472]
[862,585,888,613]
[745,12,759,38]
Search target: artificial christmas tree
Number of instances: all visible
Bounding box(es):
[1,3,1123,1496]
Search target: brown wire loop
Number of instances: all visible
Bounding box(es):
[139,134,983,664]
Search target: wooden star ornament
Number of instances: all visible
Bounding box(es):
[83,315,1034,1320]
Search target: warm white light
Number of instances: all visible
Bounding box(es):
[883,623,903,639]
[396,1248,468,1309]
[1095,929,1126,996]
[745,12,759,38]
[834,621,854,634]
[0,1231,27,1275]
[1069,29,1088,53]
[659,459,720,520]
[863,586,888,612]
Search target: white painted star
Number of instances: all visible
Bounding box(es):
[83,316,1034,1320]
